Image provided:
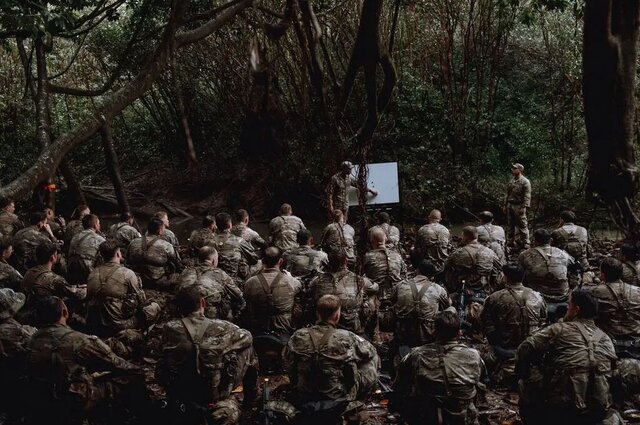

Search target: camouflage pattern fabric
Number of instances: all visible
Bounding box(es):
[505,175,531,246]
[232,223,267,251]
[369,223,402,253]
[0,211,22,236]
[68,229,106,284]
[363,248,406,300]
[13,225,54,272]
[586,279,640,339]
[518,245,574,303]
[213,231,258,283]
[444,242,501,294]
[0,260,23,290]
[268,215,306,253]
[414,223,451,270]
[108,222,141,254]
[321,222,355,261]
[328,173,357,214]
[187,228,216,256]
[284,246,328,280]
[128,235,182,285]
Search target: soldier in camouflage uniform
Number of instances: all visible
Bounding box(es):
[108,212,141,257]
[392,311,486,425]
[326,161,377,222]
[516,289,617,425]
[67,214,106,284]
[177,246,245,321]
[63,204,90,254]
[128,218,184,288]
[243,246,302,337]
[12,211,56,273]
[480,264,546,386]
[504,163,531,249]
[414,209,451,272]
[586,257,640,359]
[0,236,23,290]
[86,240,160,338]
[369,211,401,254]
[232,209,267,251]
[27,296,143,425]
[476,211,506,265]
[0,288,36,421]
[187,215,217,256]
[286,295,380,419]
[44,207,66,240]
[159,287,256,425]
[391,259,450,348]
[0,198,23,236]
[619,243,640,287]
[154,211,180,251]
[321,209,355,264]
[552,210,589,288]
[284,229,328,281]
[214,212,258,284]
[308,252,377,334]
[268,203,306,253]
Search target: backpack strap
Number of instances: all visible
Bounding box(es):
[603,282,629,317]
[506,287,530,340]
[409,278,432,317]
[573,321,606,368]
[95,265,123,299]
[181,317,209,375]
[257,272,284,309]
[307,326,337,363]
[70,232,95,259]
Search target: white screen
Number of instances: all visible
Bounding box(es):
[347,162,400,206]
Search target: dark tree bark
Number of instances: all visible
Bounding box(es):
[100,120,131,215]
[59,159,87,206]
[583,0,640,236]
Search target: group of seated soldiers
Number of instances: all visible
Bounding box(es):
[0,195,639,425]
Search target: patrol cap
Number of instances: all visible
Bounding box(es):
[341,161,353,169]
[0,288,25,320]
[511,163,524,172]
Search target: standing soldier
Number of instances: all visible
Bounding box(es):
[187,215,217,257]
[369,211,402,254]
[414,209,451,272]
[108,212,141,257]
[268,203,306,253]
[326,161,377,222]
[505,163,531,249]
[0,236,23,290]
[67,214,106,285]
[0,198,23,236]
[551,210,589,288]
[320,209,356,265]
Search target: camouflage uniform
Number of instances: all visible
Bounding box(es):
[232,222,267,251]
[268,215,306,252]
[128,234,183,287]
[161,228,180,249]
[86,261,158,337]
[243,269,302,336]
[287,322,380,403]
[391,275,449,346]
[160,312,255,425]
[392,340,485,425]
[328,173,357,216]
[552,223,589,288]
[187,228,216,256]
[415,223,451,271]
[516,318,616,424]
[27,323,142,425]
[621,260,640,287]
[321,222,356,262]
[444,241,501,296]
[309,270,378,334]
[213,230,259,283]
[13,225,54,272]
[518,244,574,303]
[108,222,141,255]
[369,223,402,253]
[284,245,328,281]
[63,220,84,252]
[476,223,506,265]
[505,175,531,246]
[0,259,23,290]
[177,263,245,321]
[21,265,85,319]
[68,229,106,284]
[0,211,22,236]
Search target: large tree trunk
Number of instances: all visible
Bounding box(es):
[58,159,87,206]
[34,36,55,210]
[584,0,640,236]
[100,121,131,215]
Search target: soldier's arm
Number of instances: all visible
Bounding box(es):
[128,271,147,304]
[240,239,259,266]
[225,279,246,317]
[515,324,557,378]
[77,335,141,374]
[56,275,86,300]
[480,296,498,345]
[250,230,268,250]
[363,276,379,295]
[523,179,531,208]
[167,245,184,273]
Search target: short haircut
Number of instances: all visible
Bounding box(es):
[174,286,203,317]
[147,218,165,235]
[621,243,638,260]
[279,203,292,215]
[0,235,12,253]
[316,295,341,321]
[154,211,168,220]
[478,211,493,223]
[71,204,89,219]
[82,214,99,230]
[570,289,598,319]
[215,212,232,230]
[234,209,249,223]
[435,311,460,341]
[296,229,312,245]
[600,257,624,281]
[377,211,391,224]
[198,245,218,262]
[417,259,437,277]
[99,240,119,261]
[332,209,343,222]
[462,226,478,240]
[30,211,47,225]
[327,251,347,271]
[503,263,524,283]
[369,227,386,244]
[202,215,215,228]
[36,242,58,265]
[262,246,282,268]
[120,212,133,222]
[0,197,13,210]
[36,296,65,325]
[533,228,551,245]
[560,210,576,223]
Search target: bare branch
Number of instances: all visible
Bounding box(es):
[176,0,254,46]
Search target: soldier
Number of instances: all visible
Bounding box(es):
[286,294,380,419]
[67,214,106,284]
[63,204,90,252]
[320,209,355,264]
[243,246,302,337]
[12,211,56,273]
[153,211,180,250]
[86,240,160,338]
[0,236,23,290]
[44,207,66,240]
[369,211,401,253]
[128,218,183,288]
[480,264,546,386]
[108,212,141,256]
[476,211,506,264]
[619,243,640,287]
[391,311,485,425]
[159,286,256,425]
[284,229,328,281]
[0,288,36,421]
[27,296,143,425]
[187,215,216,256]
[232,209,267,251]
[308,252,377,334]
[177,246,245,321]
[268,203,306,252]
[586,257,640,359]
[516,290,617,425]
[414,209,451,271]
[504,163,531,249]
[213,212,258,284]
[326,161,377,222]
[0,197,23,236]
[552,210,589,288]
[391,258,450,349]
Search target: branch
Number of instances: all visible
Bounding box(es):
[16,37,36,100]
[176,0,253,46]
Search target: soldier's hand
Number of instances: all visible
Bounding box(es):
[57,216,66,226]
[371,189,378,197]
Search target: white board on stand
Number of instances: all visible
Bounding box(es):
[347,162,400,206]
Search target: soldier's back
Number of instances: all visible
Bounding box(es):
[321,222,355,259]
[128,235,176,281]
[284,246,328,278]
[178,265,243,320]
[518,246,571,302]
[0,211,21,236]
[13,226,51,271]
[269,215,305,252]
[364,248,405,298]
[622,260,640,286]
[588,280,640,338]
[188,228,215,255]
[0,261,22,290]
[109,222,141,251]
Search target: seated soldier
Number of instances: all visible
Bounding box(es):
[63,204,90,253]
[153,211,180,251]
[232,209,267,251]
[285,295,380,424]
[0,197,23,236]
[476,211,506,265]
[213,212,258,284]
[284,229,328,281]
[551,210,589,288]
[308,252,377,334]
[391,258,450,350]
[159,286,256,425]
[12,211,56,273]
[187,215,216,257]
[391,311,485,425]
[67,214,106,284]
[414,209,451,272]
[268,203,306,253]
[27,296,143,425]
[620,243,640,287]
[586,257,640,359]
[44,208,66,240]
[368,211,402,254]
[320,209,355,264]
[0,236,23,290]
[108,212,141,257]
[177,246,245,321]
[128,218,183,288]
[480,264,546,387]
[86,240,160,338]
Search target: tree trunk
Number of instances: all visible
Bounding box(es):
[100,121,131,215]
[34,36,55,210]
[59,159,87,206]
